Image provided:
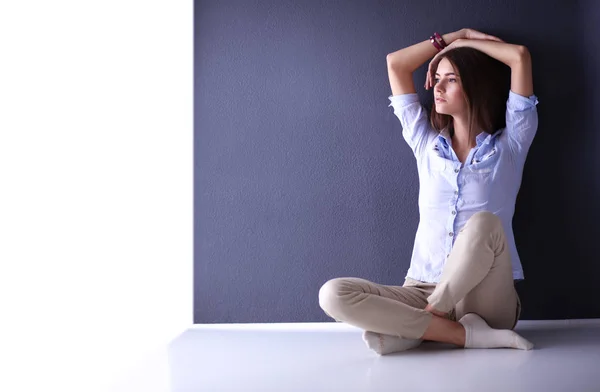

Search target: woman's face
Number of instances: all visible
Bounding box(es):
[434,57,467,117]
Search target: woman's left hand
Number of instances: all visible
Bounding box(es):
[425,39,466,90]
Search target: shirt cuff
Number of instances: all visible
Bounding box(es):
[388,93,419,107]
[508,90,539,110]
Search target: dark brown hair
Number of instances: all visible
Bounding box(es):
[429,47,510,141]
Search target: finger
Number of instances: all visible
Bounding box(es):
[427,64,433,89]
[427,67,432,89]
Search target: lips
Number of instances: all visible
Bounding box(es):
[435,97,446,102]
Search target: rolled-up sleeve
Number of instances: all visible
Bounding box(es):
[388,94,437,158]
[505,90,539,159]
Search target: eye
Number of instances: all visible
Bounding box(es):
[449,78,457,83]
[434,78,440,83]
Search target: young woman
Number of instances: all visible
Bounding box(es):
[318,28,539,355]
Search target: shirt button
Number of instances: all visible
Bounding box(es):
[454,190,459,195]
[454,168,459,173]
[449,232,454,237]
[451,210,456,215]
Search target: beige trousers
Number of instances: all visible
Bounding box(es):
[318,211,522,340]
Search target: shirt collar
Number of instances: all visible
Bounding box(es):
[475,131,488,146]
[437,128,502,147]
[437,128,452,148]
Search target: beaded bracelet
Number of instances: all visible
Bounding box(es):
[430,35,442,51]
[434,32,448,48]
[430,32,448,51]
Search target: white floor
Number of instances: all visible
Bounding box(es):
[119,319,600,392]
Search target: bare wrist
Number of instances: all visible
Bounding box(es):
[444,30,465,44]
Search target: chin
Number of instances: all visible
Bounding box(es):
[435,105,455,116]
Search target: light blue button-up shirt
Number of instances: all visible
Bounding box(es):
[388,90,539,283]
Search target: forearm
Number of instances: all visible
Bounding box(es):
[453,38,528,68]
[387,30,465,72]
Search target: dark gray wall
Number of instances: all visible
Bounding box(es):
[194,0,600,323]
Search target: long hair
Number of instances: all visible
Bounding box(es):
[429,47,510,141]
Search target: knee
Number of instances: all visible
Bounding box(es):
[318,278,351,315]
[463,211,502,235]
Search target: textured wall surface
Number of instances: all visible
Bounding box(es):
[194,0,600,323]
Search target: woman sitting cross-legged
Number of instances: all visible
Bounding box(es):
[319,28,538,355]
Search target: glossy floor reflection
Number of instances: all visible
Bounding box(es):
[122,319,600,391]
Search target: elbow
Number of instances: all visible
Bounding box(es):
[514,45,531,64]
[386,53,404,69]
[386,53,395,66]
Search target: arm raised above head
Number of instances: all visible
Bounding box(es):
[432,38,533,96]
[386,30,465,95]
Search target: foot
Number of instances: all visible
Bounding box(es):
[458,313,534,350]
[362,331,422,355]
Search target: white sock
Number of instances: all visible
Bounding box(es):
[458,313,534,350]
[362,331,422,355]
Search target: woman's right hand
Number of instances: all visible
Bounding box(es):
[460,28,505,42]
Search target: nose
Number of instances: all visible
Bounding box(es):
[434,82,445,93]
